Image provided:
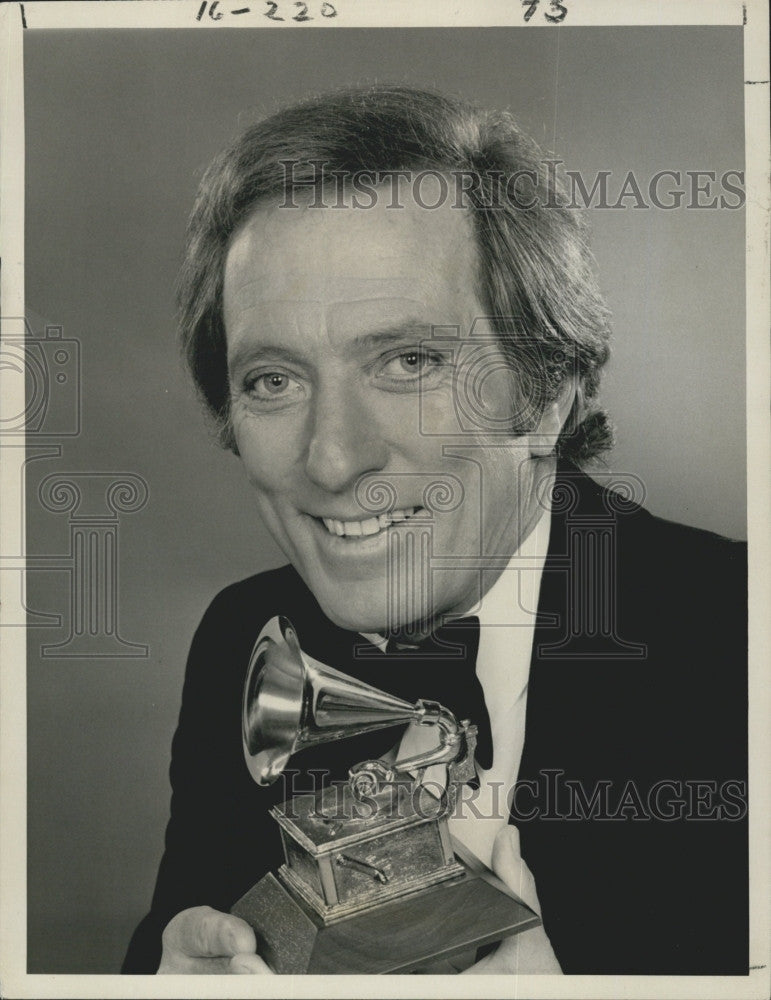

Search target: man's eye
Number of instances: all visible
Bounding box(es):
[382,350,446,379]
[399,351,427,372]
[260,373,290,394]
[245,372,303,403]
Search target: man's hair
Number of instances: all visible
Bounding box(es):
[179,85,613,462]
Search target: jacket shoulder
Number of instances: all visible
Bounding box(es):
[615,505,747,586]
[565,461,746,570]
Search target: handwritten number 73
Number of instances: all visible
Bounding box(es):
[523,0,568,23]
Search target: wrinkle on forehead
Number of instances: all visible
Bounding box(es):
[225,296,430,332]
[224,278,428,313]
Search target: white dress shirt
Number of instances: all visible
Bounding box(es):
[360,506,561,972]
[447,504,551,871]
[362,504,551,886]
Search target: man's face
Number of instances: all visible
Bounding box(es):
[224,189,550,633]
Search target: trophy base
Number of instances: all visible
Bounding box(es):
[231,839,540,974]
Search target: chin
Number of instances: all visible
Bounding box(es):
[318,604,387,635]
[311,587,390,634]
[318,592,447,636]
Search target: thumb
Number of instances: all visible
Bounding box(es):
[163,906,257,958]
[230,952,274,974]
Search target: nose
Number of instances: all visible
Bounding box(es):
[304,383,388,494]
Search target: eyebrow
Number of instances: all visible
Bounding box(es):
[353,321,435,349]
[227,321,437,374]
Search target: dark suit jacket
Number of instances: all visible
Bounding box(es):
[123,463,748,975]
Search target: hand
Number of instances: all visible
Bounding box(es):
[158,905,273,974]
[461,923,562,974]
[461,826,562,975]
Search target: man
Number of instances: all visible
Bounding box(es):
[123,86,747,975]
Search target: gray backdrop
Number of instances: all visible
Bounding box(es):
[23,26,745,972]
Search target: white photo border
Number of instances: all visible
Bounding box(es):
[1,1,768,998]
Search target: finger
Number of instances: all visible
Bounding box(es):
[163,906,257,959]
[462,926,562,975]
[491,826,541,915]
[230,952,275,974]
[158,952,238,974]
[491,824,522,885]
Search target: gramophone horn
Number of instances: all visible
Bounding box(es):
[242,616,419,785]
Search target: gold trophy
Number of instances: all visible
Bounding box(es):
[231,616,539,973]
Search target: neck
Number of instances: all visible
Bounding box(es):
[384,454,555,641]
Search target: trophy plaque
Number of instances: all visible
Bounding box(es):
[231,615,539,974]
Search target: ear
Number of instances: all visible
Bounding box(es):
[529,378,578,458]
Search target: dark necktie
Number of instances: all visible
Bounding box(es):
[346,616,493,771]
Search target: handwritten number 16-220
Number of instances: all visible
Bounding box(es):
[196,1,337,21]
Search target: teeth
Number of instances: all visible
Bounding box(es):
[321,507,421,538]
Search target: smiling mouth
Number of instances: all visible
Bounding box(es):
[318,507,425,538]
